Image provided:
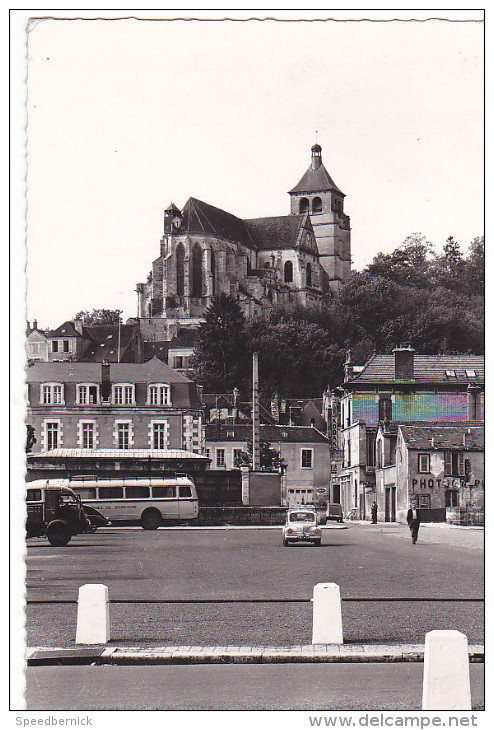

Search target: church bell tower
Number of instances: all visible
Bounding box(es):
[289,144,351,292]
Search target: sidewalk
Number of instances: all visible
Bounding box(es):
[352,520,483,530]
[26,642,485,666]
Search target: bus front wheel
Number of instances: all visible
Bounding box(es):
[141,509,162,531]
[46,520,71,547]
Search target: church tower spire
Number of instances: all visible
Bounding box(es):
[288,143,351,292]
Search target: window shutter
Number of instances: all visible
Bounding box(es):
[458,452,465,477]
[444,451,452,476]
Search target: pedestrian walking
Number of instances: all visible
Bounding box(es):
[406,502,421,544]
[371,501,378,524]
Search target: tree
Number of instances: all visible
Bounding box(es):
[74,309,123,325]
[234,439,285,470]
[190,294,250,392]
[365,233,434,288]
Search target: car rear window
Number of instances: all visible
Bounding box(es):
[289,511,316,522]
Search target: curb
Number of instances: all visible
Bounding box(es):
[26,644,484,666]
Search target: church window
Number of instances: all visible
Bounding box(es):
[312,197,322,213]
[191,244,203,297]
[284,260,293,283]
[299,198,309,214]
[210,250,216,295]
[176,243,185,296]
[306,262,312,287]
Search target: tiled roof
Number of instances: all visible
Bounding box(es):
[180,197,257,250]
[169,328,200,348]
[206,424,330,444]
[81,324,137,362]
[49,321,84,338]
[245,215,317,254]
[289,163,344,196]
[349,354,484,385]
[399,424,484,451]
[143,341,169,362]
[25,356,191,383]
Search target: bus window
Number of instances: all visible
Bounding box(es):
[152,486,175,498]
[99,487,123,499]
[179,486,192,498]
[27,489,42,501]
[125,486,150,498]
[75,488,97,499]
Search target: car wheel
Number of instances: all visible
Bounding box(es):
[283,538,290,546]
[46,520,71,547]
[140,509,162,530]
[313,539,322,547]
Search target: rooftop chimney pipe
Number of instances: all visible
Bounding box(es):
[393,347,415,381]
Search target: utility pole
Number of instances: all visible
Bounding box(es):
[252,352,260,471]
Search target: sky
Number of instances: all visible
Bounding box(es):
[24,15,484,327]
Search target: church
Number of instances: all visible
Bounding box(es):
[136,144,351,327]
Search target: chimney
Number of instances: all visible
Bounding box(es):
[393,346,415,380]
[74,318,84,335]
[101,360,111,401]
[344,349,353,382]
[311,143,322,171]
[467,383,480,421]
[33,319,38,330]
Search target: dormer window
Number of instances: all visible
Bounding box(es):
[41,383,64,405]
[113,383,135,406]
[466,369,476,378]
[148,383,171,406]
[77,383,100,405]
[445,370,456,378]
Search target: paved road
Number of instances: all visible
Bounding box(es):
[25,523,484,647]
[25,663,485,711]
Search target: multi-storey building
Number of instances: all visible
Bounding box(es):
[331,347,484,521]
[26,357,204,455]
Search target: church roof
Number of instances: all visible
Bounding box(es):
[180,197,257,250]
[289,163,344,196]
[245,214,317,254]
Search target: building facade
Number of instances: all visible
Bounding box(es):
[136,144,351,325]
[329,348,484,521]
[26,357,204,455]
[205,424,330,506]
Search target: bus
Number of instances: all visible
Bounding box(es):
[26,475,199,530]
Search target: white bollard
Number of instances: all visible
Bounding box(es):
[312,582,343,644]
[75,584,111,644]
[422,630,471,710]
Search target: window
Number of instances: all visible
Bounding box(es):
[299,198,309,214]
[216,448,225,467]
[444,451,465,477]
[27,489,42,501]
[148,384,170,406]
[233,448,243,466]
[418,453,430,473]
[465,369,476,378]
[284,260,293,283]
[445,370,456,378]
[306,262,312,287]
[152,486,175,498]
[152,422,168,450]
[417,494,431,509]
[301,449,313,469]
[77,384,99,405]
[51,340,59,353]
[312,196,322,213]
[113,384,134,405]
[179,486,192,498]
[204,448,210,459]
[445,489,459,507]
[191,244,203,297]
[367,436,376,467]
[63,340,71,353]
[176,242,185,296]
[117,423,130,449]
[173,356,184,369]
[41,383,64,405]
[45,422,59,450]
[29,342,40,356]
[81,422,95,449]
[125,486,150,498]
[99,487,123,499]
[378,397,392,421]
[75,488,97,499]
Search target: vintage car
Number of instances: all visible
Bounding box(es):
[282,507,322,546]
[326,503,344,523]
